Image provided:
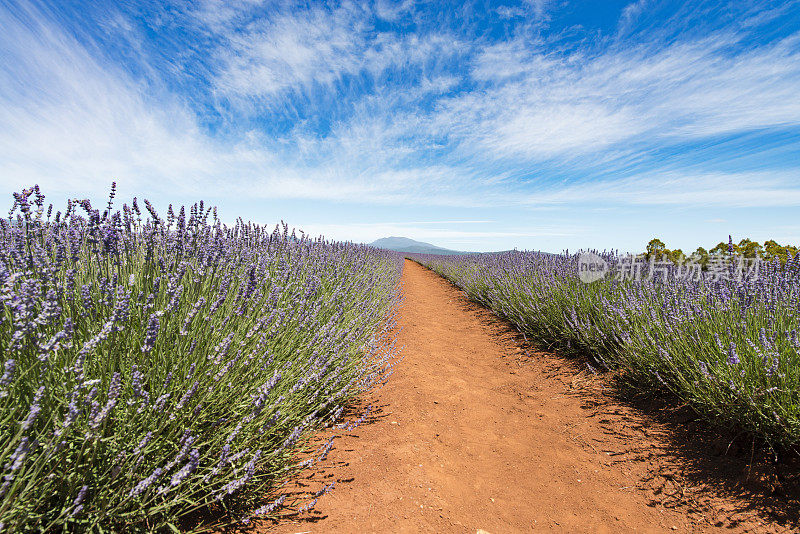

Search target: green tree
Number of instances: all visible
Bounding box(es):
[737,238,763,258]
[668,248,685,264]
[763,240,798,263]
[644,238,796,267]
[646,238,667,260]
[709,241,729,255]
[691,247,709,268]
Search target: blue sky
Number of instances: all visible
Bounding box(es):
[1,0,799,252]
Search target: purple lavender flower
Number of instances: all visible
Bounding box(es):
[133,431,153,466]
[21,386,45,430]
[56,387,81,436]
[175,381,199,413]
[107,372,122,400]
[90,393,118,429]
[281,425,304,451]
[253,494,286,516]
[129,467,163,498]
[166,449,200,491]
[73,320,114,376]
[790,330,800,352]
[204,443,232,481]
[315,481,335,497]
[111,287,132,331]
[141,314,160,353]
[80,284,94,313]
[216,449,261,500]
[165,431,195,472]
[153,392,171,412]
[70,485,88,516]
[180,297,206,335]
[727,342,741,365]
[0,359,15,397]
[226,423,242,444]
[6,437,31,472]
[297,498,317,514]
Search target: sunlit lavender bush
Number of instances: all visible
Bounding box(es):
[0,185,401,531]
[414,248,800,449]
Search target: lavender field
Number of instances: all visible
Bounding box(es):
[0,186,401,531]
[413,250,800,450]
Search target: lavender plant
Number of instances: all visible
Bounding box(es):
[0,186,401,531]
[413,248,800,450]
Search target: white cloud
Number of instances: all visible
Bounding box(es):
[212,4,463,101]
[0,4,221,198]
[496,6,527,19]
[618,0,650,35]
[517,171,800,207]
[430,30,800,163]
[524,0,554,21]
[0,3,468,207]
[374,0,415,22]
[213,4,369,99]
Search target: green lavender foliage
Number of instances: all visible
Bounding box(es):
[0,186,401,532]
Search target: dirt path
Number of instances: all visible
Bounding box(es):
[256,260,785,533]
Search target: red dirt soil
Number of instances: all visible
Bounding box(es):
[247,260,792,533]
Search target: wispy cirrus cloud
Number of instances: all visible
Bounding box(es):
[212,3,464,103]
[212,3,370,100]
[0,1,464,206]
[618,0,651,34]
[428,30,800,166]
[0,2,219,198]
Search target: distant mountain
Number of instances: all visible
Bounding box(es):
[369,236,463,255]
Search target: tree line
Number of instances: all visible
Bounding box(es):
[644,237,799,266]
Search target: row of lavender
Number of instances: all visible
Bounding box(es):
[413,249,800,449]
[0,186,401,531]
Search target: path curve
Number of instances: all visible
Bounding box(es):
[259,259,778,533]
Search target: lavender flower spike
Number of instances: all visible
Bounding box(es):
[727,342,741,365]
[0,360,15,397]
[70,485,89,516]
[129,467,163,498]
[21,386,45,430]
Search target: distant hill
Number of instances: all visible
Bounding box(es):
[369,236,463,255]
